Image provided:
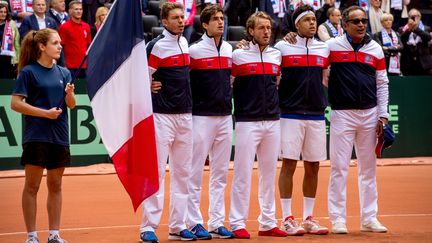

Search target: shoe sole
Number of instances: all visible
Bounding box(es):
[195,236,212,240]
[141,239,158,243]
[284,229,306,236]
[360,228,387,233]
[233,236,250,239]
[332,229,348,234]
[305,228,329,235]
[210,233,234,239]
[168,235,197,241]
[258,233,289,237]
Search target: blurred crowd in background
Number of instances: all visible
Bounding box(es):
[1,0,431,79]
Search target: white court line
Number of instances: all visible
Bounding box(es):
[1,213,431,236]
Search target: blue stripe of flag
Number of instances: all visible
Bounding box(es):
[86,0,144,101]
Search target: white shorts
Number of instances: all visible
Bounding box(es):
[280,118,326,161]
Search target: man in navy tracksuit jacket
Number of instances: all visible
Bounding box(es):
[186,4,234,240]
[327,6,389,234]
[274,5,329,236]
[140,2,196,242]
[228,11,288,239]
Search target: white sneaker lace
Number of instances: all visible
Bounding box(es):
[49,235,68,243]
[26,237,39,243]
[284,218,300,229]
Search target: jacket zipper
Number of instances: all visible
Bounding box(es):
[305,38,310,114]
[260,47,266,118]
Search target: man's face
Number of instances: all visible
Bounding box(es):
[162,8,185,35]
[296,13,317,38]
[203,11,224,37]
[408,10,421,27]
[370,0,381,8]
[69,3,83,19]
[52,0,66,12]
[249,17,272,47]
[343,9,367,41]
[33,0,47,15]
[329,9,341,25]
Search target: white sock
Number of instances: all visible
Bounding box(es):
[48,230,59,240]
[280,198,292,219]
[303,197,315,220]
[27,231,38,238]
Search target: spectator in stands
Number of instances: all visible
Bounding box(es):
[338,0,360,13]
[58,0,91,78]
[48,0,69,26]
[257,0,281,44]
[224,0,256,27]
[11,28,75,243]
[318,7,343,41]
[399,8,432,75]
[4,0,33,24]
[368,0,384,34]
[19,0,58,39]
[315,0,335,27]
[0,2,20,78]
[281,2,299,35]
[380,0,410,30]
[373,13,403,76]
[94,6,108,31]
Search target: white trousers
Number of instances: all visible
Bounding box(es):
[141,113,193,233]
[187,116,233,231]
[328,108,379,225]
[229,120,280,231]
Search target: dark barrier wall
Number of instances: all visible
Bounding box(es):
[0,76,431,170]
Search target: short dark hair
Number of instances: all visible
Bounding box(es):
[292,4,314,25]
[342,5,366,24]
[68,0,81,9]
[200,4,223,26]
[160,2,183,20]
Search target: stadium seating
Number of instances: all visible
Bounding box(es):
[152,26,164,39]
[227,26,246,41]
[148,1,161,17]
[142,15,159,42]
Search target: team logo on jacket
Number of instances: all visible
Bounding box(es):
[316,57,322,65]
[291,56,300,64]
[173,56,179,65]
[249,63,257,73]
[227,59,232,67]
[272,64,278,74]
[364,55,373,64]
[207,60,213,67]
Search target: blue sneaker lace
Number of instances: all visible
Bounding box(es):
[194,224,206,233]
[180,229,196,239]
[216,226,233,236]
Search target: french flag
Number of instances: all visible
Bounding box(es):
[86,0,159,211]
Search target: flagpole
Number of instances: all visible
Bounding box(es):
[56,0,116,110]
[57,54,88,109]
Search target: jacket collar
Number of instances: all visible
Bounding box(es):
[249,39,269,53]
[295,34,314,47]
[344,32,372,50]
[163,28,181,41]
[202,32,223,50]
